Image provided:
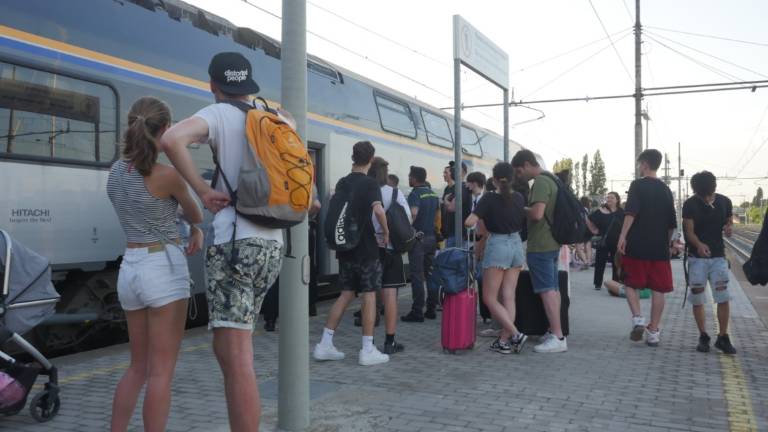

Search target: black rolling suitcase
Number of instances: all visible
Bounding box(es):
[514,270,569,336]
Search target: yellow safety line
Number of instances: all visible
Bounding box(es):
[713,304,758,432]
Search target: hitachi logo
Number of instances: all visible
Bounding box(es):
[11,209,50,217]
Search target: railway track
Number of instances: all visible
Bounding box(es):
[725,225,759,259]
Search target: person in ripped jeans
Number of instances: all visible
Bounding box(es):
[682,171,737,355]
[161,52,283,431]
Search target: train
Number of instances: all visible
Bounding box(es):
[0,0,542,353]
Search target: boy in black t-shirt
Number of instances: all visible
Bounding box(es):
[682,171,737,354]
[313,141,391,366]
[617,149,677,347]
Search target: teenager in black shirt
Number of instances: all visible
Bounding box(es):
[465,162,528,354]
[682,171,736,354]
[313,141,391,366]
[617,149,676,347]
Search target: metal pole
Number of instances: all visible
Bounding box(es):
[279,0,309,430]
[453,58,463,249]
[634,0,643,178]
[503,88,509,162]
[645,115,649,150]
[677,142,682,229]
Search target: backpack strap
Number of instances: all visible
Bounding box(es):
[389,187,398,212]
[682,251,690,308]
[538,172,560,227]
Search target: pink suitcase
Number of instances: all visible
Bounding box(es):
[441,287,477,353]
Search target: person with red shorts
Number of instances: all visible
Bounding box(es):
[617,149,677,347]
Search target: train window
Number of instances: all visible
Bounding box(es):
[482,133,504,161]
[374,93,416,138]
[461,126,483,157]
[0,62,118,164]
[421,110,453,149]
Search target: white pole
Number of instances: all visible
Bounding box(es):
[279,0,309,429]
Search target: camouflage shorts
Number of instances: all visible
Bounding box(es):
[206,238,283,330]
[338,259,382,293]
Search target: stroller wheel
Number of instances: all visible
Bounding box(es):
[29,390,60,422]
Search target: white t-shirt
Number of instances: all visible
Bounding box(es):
[194,103,283,246]
[373,185,412,249]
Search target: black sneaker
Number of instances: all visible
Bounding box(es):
[400,311,424,323]
[715,334,737,355]
[382,340,405,355]
[511,333,528,354]
[424,309,437,320]
[696,333,711,353]
[594,285,601,290]
[264,320,276,332]
[353,310,362,319]
[489,338,512,354]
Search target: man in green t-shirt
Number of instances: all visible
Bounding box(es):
[511,150,567,353]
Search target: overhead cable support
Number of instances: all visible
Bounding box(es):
[439,80,768,110]
[645,34,743,82]
[513,28,631,74]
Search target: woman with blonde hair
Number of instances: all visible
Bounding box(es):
[107,97,203,432]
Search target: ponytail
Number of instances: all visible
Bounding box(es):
[122,97,171,177]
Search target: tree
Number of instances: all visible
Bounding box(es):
[753,187,764,208]
[747,206,766,225]
[581,154,589,197]
[574,162,582,198]
[589,150,607,196]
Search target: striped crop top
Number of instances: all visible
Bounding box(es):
[107,160,180,244]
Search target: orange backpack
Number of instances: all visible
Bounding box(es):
[212,99,314,229]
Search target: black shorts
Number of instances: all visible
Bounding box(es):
[338,258,382,293]
[379,248,406,288]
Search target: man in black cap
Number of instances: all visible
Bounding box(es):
[401,166,441,322]
[161,52,279,431]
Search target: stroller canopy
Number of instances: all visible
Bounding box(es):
[0,230,59,334]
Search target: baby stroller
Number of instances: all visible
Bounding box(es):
[0,229,60,422]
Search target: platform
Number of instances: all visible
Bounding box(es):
[3,257,767,432]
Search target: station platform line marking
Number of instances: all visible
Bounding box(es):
[712,304,758,432]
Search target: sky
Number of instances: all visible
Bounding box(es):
[186,0,768,205]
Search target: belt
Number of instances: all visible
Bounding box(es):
[147,244,166,254]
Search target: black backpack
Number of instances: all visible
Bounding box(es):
[386,188,420,253]
[541,172,587,245]
[324,178,360,251]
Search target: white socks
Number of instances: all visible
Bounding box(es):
[362,336,374,352]
[320,327,335,347]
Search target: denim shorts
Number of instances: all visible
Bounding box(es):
[118,245,190,311]
[482,233,524,270]
[688,256,731,305]
[527,250,560,294]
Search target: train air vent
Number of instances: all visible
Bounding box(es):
[234,27,281,59]
[308,59,343,83]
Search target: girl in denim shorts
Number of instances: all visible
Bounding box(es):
[465,162,528,354]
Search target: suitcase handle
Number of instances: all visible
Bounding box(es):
[466,227,477,296]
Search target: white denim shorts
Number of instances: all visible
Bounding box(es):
[117,245,190,311]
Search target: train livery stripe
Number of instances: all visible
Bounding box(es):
[0,25,495,169]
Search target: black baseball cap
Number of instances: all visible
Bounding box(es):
[208,52,260,95]
[448,160,469,172]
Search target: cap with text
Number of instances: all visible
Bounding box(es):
[208,52,260,95]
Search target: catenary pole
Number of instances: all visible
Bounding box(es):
[278,0,309,429]
[634,0,643,178]
[678,142,683,229]
[453,58,463,249]
[503,88,510,162]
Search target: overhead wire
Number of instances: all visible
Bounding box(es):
[239,0,454,101]
[645,26,768,49]
[622,0,634,25]
[522,31,633,100]
[586,0,634,85]
[644,34,743,82]
[512,27,631,74]
[307,1,451,68]
[647,31,768,79]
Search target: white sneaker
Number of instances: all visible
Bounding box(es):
[534,335,567,353]
[630,316,646,342]
[313,343,345,361]
[645,328,661,347]
[358,347,390,366]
